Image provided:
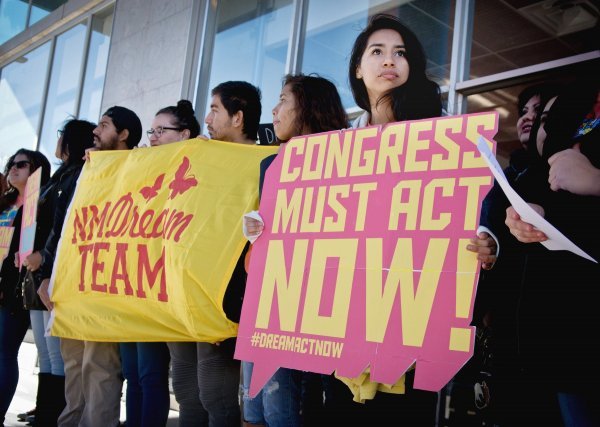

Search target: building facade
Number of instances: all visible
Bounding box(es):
[1,0,598,167]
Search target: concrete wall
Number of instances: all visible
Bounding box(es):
[101,0,195,140]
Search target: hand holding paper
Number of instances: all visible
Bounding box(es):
[476,137,597,263]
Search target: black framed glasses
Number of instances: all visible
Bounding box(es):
[57,129,65,138]
[146,126,182,139]
[8,160,31,169]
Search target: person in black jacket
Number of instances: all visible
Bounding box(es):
[20,118,95,426]
[0,148,51,425]
[505,77,600,426]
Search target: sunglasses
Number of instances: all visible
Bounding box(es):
[8,160,31,170]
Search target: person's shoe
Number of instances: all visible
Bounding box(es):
[25,414,35,425]
[17,408,35,422]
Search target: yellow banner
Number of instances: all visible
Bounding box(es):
[49,139,278,342]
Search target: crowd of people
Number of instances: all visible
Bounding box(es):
[0,12,598,427]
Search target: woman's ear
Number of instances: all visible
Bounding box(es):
[181,129,191,140]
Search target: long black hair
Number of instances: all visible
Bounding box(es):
[57,119,96,168]
[542,77,600,167]
[281,74,348,141]
[0,149,51,214]
[348,14,441,121]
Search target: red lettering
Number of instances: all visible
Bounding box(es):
[164,211,193,242]
[72,203,111,243]
[133,209,154,238]
[149,209,167,238]
[91,242,110,292]
[78,244,94,291]
[106,193,133,238]
[128,206,141,238]
[136,245,167,302]
[109,242,133,295]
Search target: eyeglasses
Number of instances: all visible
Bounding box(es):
[146,126,182,139]
[8,160,31,170]
[57,129,65,138]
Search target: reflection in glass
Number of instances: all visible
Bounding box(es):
[0,42,51,165]
[29,0,67,26]
[38,24,87,164]
[206,0,293,126]
[79,5,114,123]
[301,0,453,110]
[0,0,28,44]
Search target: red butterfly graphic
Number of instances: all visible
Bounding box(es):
[168,156,198,199]
[139,173,165,202]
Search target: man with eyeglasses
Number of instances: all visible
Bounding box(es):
[54,106,142,427]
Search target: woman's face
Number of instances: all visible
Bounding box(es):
[7,153,32,192]
[272,84,298,141]
[356,29,410,104]
[148,113,187,146]
[516,94,541,146]
[536,96,557,156]
[55,134,68,162]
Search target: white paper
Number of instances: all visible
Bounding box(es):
[477,137,597,263]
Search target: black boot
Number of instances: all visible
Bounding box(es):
[49,375,66,426]
[34,374,66,427]
[28,373,51,426]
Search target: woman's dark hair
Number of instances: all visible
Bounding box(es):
[542,77,600,165]
[58,119,96,167]
[157,100,201,138]
[348,14,441,121]
[281,74,348,141]
[517,83,554,118]
[0,149,51,213]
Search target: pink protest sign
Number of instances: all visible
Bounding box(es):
[19,166,42,265]
[235,112,498,396]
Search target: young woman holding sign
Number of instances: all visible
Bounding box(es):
[0,149,50,425]
[242,74,348,427]
[344,13,442,426]
[243,15,444,426]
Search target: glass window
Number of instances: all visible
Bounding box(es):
[0,41,51,166]
[469,0,599,79]
[205,0,294,125]
[79,5,114,123]
[0,0,28,44]
[38,23,87,162]
[29,0,67,26]
[301,0,454,110]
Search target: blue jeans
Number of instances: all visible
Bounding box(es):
[30,309,64,375]
[0,307,30,421]
[558,392,600,427]
[242,361,302,427]
[119,342,170,427]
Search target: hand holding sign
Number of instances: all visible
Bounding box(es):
[236,113,498,396]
